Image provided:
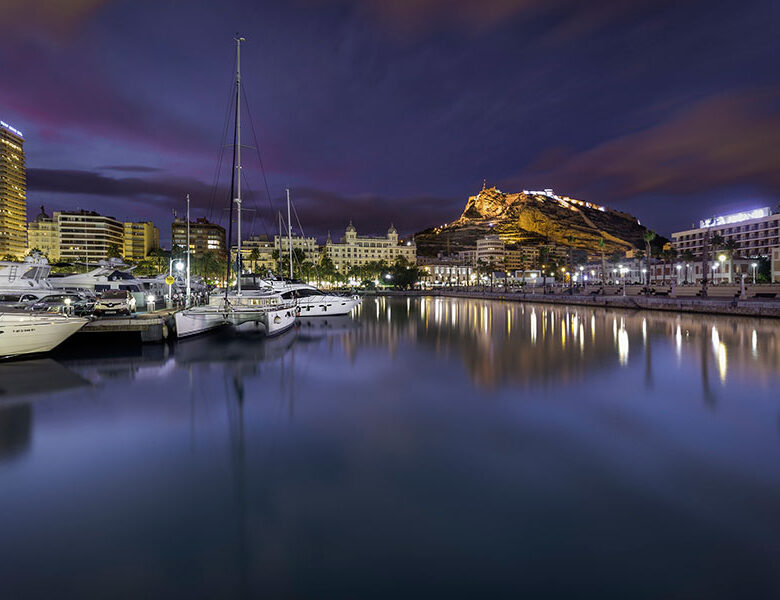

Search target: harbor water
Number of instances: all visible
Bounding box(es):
[1,296,779,598]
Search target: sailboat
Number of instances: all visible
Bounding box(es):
[175,37,297,339]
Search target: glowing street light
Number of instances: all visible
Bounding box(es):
[751,262,758,284]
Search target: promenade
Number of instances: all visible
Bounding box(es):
[373,286,780,318]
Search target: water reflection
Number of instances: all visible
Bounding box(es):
[1,297,779,598]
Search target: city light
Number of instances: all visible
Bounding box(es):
[699,207,770,228]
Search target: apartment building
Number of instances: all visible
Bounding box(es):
[56,210,124,262]
[27,206,59,260]
[171,217,226,255]
[123,221,159,260]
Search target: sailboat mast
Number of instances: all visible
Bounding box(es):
[235,36,244,296]
[186,193,191,306]
[287,188,293,280]
[278,212,283,276]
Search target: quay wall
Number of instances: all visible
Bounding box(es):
[368,289,780,319]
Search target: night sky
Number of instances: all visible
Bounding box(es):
[2,0,778,245]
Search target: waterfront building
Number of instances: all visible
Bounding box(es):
[56,210,124,262]
[123,221,159,260]
[420,261,476,286]
[651,257,758,285]
[575,259,645,284]
[458,249,477,265]
[476,235,504,266]
[234,235,276,272]
[671,207,780,259]
[273,233,320,263]
[172,217,226,256]
[773,247,780,283]
[0,120,27,258]
[27,206,59,260]
[324,223,416,271]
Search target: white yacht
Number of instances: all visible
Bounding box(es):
[175,37,297,339]
[0,255,56,304]
[0,310,88,359]
[50,259,165,305]
[242,275,361,316]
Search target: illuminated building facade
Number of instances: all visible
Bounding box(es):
[324,223,416,271]
[171,217,226,256]
[56,210,124,262]
[27,206,59,260]
[0,120,27,258]
[672,208,780,258]
[123,221,159,260]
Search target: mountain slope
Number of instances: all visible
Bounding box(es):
[415,186,655,257]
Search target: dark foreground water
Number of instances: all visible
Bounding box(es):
[1,297,779,599]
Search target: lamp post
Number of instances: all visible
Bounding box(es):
[675,264,682,285]
[751,262,758,284]
[718,253,727,283]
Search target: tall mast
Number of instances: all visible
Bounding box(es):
[235,36,244,296]
[186,193,191,306]
[278,212,283,276]
[287,188,293,280]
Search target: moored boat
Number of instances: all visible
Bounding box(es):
[0,310,88,359]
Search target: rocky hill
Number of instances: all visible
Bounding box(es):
[415,186,657,257]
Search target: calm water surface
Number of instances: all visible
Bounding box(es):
[1,297,779,599]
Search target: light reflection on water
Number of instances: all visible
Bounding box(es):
[0,296,779,599]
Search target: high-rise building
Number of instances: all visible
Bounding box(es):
[123,221,159,260]
[27,205,59,260]
[0,120,27,258]
[172,217,226,255]
[324,222,416,271]
[56,210,124,263]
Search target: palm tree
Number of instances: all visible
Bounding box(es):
[722,239,738,284]
[565,234,576,294]
[248,247,260,273]
[598,238,607,287]
[643,230,656,285]
[681,249,695,283]
[709,233,725,284]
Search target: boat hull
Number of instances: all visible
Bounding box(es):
[0,314,88,359]
[296,295,361,317]
[174,309,226,338]
[227,304,297,336]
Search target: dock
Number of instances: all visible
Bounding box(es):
[77,309,178,343]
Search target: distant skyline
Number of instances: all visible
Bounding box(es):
[2,0,778,245]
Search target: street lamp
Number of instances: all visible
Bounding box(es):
[751,262,758,284]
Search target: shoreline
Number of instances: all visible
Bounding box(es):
[369,289,780,318]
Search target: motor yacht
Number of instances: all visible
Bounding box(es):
[241,275,360,316]
[0,309,88,359]
[0,255,56,305]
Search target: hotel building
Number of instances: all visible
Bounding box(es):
[671,208,780,259]
[324,222,416,271]
[123,221,160,260]
[0,120,27,258]
[56,210,124,262]
[171,217,226,256]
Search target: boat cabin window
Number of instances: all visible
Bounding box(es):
[0,293,22,302]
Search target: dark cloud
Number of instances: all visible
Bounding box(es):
[512,88,780,204]
[99,165,163,173]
